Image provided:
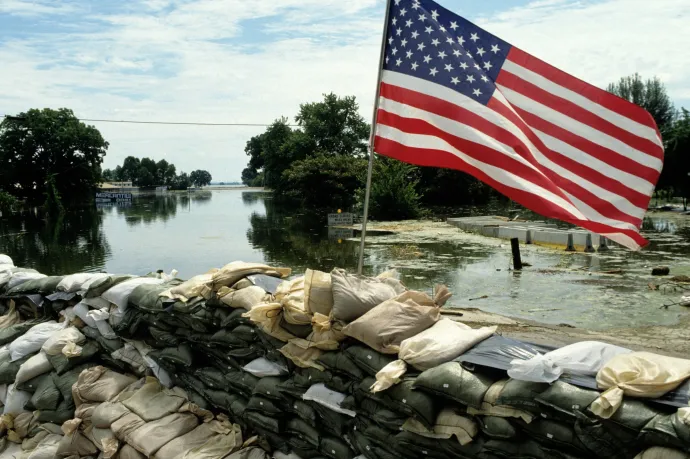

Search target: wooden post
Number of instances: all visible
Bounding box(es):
[511,238,522,270]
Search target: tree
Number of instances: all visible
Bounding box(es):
[190,170,212,187]
[102,169,115,181]
[121,157,141,182]
[171,172,191,190]
[0,108,109,204]
[664,109,690,209]
[242,167,259,186]
[607,74,676,135]
[135,166,155,187]
[365,157,422,220]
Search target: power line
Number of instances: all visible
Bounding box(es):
[1,114,298,127]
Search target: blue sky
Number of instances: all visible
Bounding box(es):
[1,0,688,181]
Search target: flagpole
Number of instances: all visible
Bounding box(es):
[358,0,392,275]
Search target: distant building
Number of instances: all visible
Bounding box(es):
[100,181,134,189]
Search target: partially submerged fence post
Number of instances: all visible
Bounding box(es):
[511,238,522,270]
[565,234,576,252]
[585,234,596,253]
[598,236,610,252]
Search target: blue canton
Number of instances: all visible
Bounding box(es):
[382,0,512,105]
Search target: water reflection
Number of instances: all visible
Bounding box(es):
[115,192,213,227]
[0,207,110,275]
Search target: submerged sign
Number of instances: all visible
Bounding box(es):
[95,192,133,204]
[328,212,353,226]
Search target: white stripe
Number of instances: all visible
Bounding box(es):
[564,193,640,233]
[380,94,646,223]
[533,129,655,195]
[497,84,664,172]
[375,123,587,221]
[503,60,662,147]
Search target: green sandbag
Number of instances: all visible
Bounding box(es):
[345,345,398,377]
[312,402,352,436]
[192,344,241,372]
[479,416,520,440]
[229,395,248,420]
[279,316,312,339]
[285,417,320,448]
[187,385,211,410]
[536,381,601,421]
[30,374,62,411]
[495,379,550,412]
[127,283,171,312]
[225,370,260,397]
[83,275,134,298]
[639,412,690,453]
[195,367,229,391]
[47,340,100,375]
[324,374,354,394]
[52,363,97,403]
[294,367,332,388]
[0,319,44,345]
[7,276,65,295]
[357,377,439,430]
[288,398,318,427]
[245,411,282,434]
[356,398,407,431]
[516,418,589,456]
[253,376,289,402]
[247,395,285,418]
[16,372,51,393]
[481,439,572,459]
[221,308,251,328]
[318,351,365,380]
[81,326,123,353]
[34,399,75,424]
[148,326,180,347]
[204,389,240,411]
[413,362,495,409]
[351,431,398,459]
[150,344,194,368]
[209,329,248,348]
[231,325,258,343]
[320,435,355,459]
[228,346,263,362]
[111,308,146,337]
[0,354,30,385]
[573,412,631,459]
[287,437,323,459]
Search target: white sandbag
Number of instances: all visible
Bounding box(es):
[0,255,13,266]
[6,272,46,290]
[143,355,173,388]
[331,268,407,323]
[0,384,7,405]
[3,384,30,415]
[508,341,632,384]
[9,321,65,361]
[77,273,111,296]
[41,326,85,355]
[89,308,117,339]
[57,273,106,293]
[302,384,356,417]
[73,302,98,328]
[242,357,288,377]
[82,295,111,309]
[101,277,165,312]
[304,269,334,316]
[591,352,690,418]
[15,352,52,385]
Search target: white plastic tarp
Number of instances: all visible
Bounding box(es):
[302,383,356,417]
[242,357,288,377]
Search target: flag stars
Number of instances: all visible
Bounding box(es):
[400,8,407,16]
[411,1,420,9]
[491,44,501,54]
[481,75,489,83]
[385,55,390,64]
[405,19,413,27]
[458,36,465,46]
[438,50,447,59]
[396,58,402,66]
[394,0,401,4]
[411,30,420,39]
[406,50,413,59]
[392,47,398,55]
[483,61,493,70]
[476,47,486,57]
[452,49,461,57]
[423,54,432,63]
[392,18,397,26]
[425,26,434,34]
[396,28,402,36]
[450,21,458,31]
[417,42,426,51]
[418,14,426,21]
[446,37,454,45]
[439,25,446,32]
[431,38,440,46]
[459,62,468,70]
[429,67,438,76]
[451,76,460,85]
[431,10,440,20]
[473,88,483,97]
[401,38,408,47]
[466,75,475,83]
[388,37,394,45]
[444,63,453,72]
[411,62,419,70]
[470,33,480,42]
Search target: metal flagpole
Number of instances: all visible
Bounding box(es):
[358,0,392,275]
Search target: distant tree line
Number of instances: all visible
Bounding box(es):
[103,157,212,189]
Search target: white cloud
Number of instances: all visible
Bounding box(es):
[0,0,688,181]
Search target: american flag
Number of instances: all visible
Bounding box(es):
[374,0,663,250]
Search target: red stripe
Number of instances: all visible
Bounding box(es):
[496,70,664,161]
[375,136,649,248]
[380,82,649,220]
[507,48,661,139]
[487,98,652,210]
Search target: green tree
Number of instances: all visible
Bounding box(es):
[0,191,19,213]
[121,156,141,182]
[0,108,109,204]
[664,109,690,209]
[135,166,155,187]
[365,157,422,220]
[607,74,675,135]
[171,172,191,190]
[190,170,212,187]
[242,167,259,186]
[102,169,115,181]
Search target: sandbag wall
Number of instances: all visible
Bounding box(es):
[0,254,689,459]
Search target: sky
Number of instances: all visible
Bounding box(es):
[1,0,689,182]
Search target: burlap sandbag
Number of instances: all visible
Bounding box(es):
[304,269,334,316]
[342,286,449,354]
[122,377,187,421]
[592,352,690,418]
[154,417,242,459]
[212,262,290,290]
[127,413,199,457]
[160,271,218,302]
[72,366,137,404]
[218,286,267,310]
[330,269,407,323]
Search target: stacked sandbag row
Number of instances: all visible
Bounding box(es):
[1,252,690,459]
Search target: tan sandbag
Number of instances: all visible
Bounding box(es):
[86,425,118,457]
[274,277,304,303]
[111,412,146,442]
[117,444,147,459]
[402,407,478,445]
[225,446,271,459]
[55,431,98,458]
[111,343,147,375]
[232,278,254,290]
[218,286,267,310]
[212,262,290,290]
[24,433,62,459]
[75,402,99,425]
[372,319,496,392]
[113,378,147,403]
[126,413,199,457]
[178,401,214,423]
[62,342,82,358]
[282,295,311,326]
[279,342,325,371]
[154,419,242,459]
[466,379,535,423]
[92,402,131,429]
[242,303,296,342]
[330,268,407,323]
[41,327,85,356]
[160,271,218,302]
[122,377,187,421]
[10,411,37,441]
[73,366,137,404]
[342,288,444,354]
[0,301,20,329]
[635,447,690,459]
[305,313,345,351]
[304,269,334,316]
[592,352,690,418]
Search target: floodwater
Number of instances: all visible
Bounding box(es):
[1,190,689,331]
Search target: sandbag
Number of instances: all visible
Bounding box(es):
[3,384,30,415]
[358,377,439,430]
[592,352,690,418]
[320,435,355,459]
[508,341,632,383]
[5,273,47,292]
[212,262,290,290]
[24,433,62,459]
[243,357,288,377]
[15,352,52,385]
[127,412,199,457]
[81,274,133,298]
[57,273,107,293]
[330,269,406,323]
[413,362,496,409]
[373,319,496,391]
[0,320,44,346]
[55,431,98,458]
[302,384,356,417]
[101,277,165,312]
[0,255,12,265]
[638,409,690,452]
[243,303,296,342]
[122,378,187,421]
[218,286,268,310]
[402,407,478,445]
[47,340,99,375]
[9,321,65,361]
[161,271,217,302]
[30,375,61,410]
[42,327,85,356]
[154,418,243,459]
[345,345,397,377]
[0,302,20,329]
[536,380,601,421]
[304,269,334,316]
[635,447,690,459]
[73,366,137,404]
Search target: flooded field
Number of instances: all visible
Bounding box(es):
[1,190,688,331]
